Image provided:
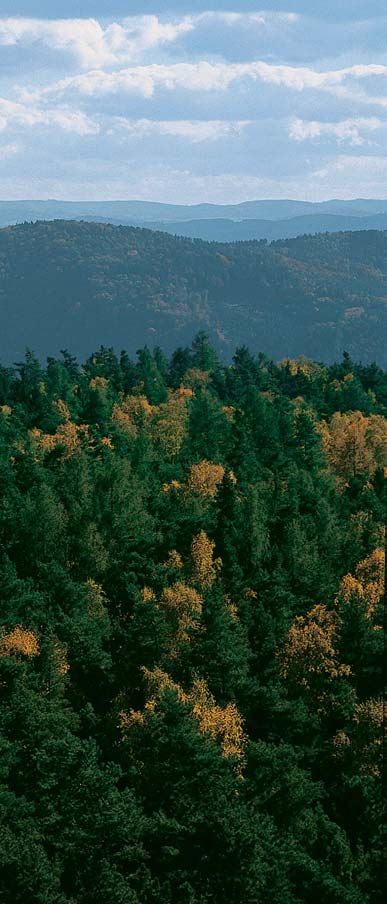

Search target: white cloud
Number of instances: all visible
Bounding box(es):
[48,109,100,135]
[312,154,387,195]
[0,97,99,135]
[118,15,195,56]
[1,13,387,203]
[0,12,300,71]
[196,11,299,26]
[29,60,387,103]
[24,63,240,101]
[0,16,195,69]
[251,62,387,92]
[114,118,251,143]
[289,116,383,145]
[314,154,387,176]
[0,18,110,68]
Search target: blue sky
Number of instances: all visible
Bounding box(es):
[0,2,386,202]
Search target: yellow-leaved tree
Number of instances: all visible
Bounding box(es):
[112,393,153,439]
[189,677,247,762]
[160,581,203,646]
[0,626,39,659]
[53,640,70,676]
[338,547,385,624]
[333,698,383,778]
[187,460,225,498]
[111,402,137,439]
[279,604,351,695]
[191,530,221,589]
[164,549,183,571]
[151,389,192,457]
[119,667,246,766]
[29,420,87,460]
[319,411,387,484]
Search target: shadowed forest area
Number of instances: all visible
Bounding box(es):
[1,220,387,367]
[0,334,385,903]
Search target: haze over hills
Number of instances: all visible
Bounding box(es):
[127,212,387,243]
[2,199,387,242]
[0,219,386,367]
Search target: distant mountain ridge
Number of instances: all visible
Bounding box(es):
[2,198,387,242]
[120,211,387,242]
[0,219,386,367]
[2,197,387,222]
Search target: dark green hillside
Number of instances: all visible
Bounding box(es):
[0,219,386,365]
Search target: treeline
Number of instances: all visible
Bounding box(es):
[0,334,385,903]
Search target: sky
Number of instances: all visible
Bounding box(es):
[0,2,387,203]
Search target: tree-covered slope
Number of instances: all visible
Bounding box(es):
[0,219,386,366]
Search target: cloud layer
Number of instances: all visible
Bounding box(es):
[1,7,387,201]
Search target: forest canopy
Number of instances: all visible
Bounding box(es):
[0,335,385,903]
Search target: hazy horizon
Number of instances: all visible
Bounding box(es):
[2,196,387,206]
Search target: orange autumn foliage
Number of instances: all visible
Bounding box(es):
[122,394,154,418]
[152,390,191,457]
[121,667,246,763]
[279,604,351,690]
[187,460,225,498]
[162,479,182,494]
[332,698,383,778]
[351,698,384,777]
[112,394,153,438]
[338,548,385,622]
[164,549,183,570]
[112,393,152,433]
[159,582,202,649]
[111,402,137,438]
[191,530,221,589]
[278,356,325,380]
[53,399,71,422]
[89,376,109,392]
[189,677,247,762]
[142,585,156,603]
[320,411,387,483]
[29,420,88,459]
[355,548,385,604]
[0,625,39,659]
[53,641,70,676]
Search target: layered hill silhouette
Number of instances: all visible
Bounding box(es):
[2,198,387,242]
[2,197,387,225]
[0,219,386,366]
[131,211,387,242]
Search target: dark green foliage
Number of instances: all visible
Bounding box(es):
[0,336,384,903]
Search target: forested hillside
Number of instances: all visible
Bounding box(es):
[1,220,387,366]
[0,335,385,903]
